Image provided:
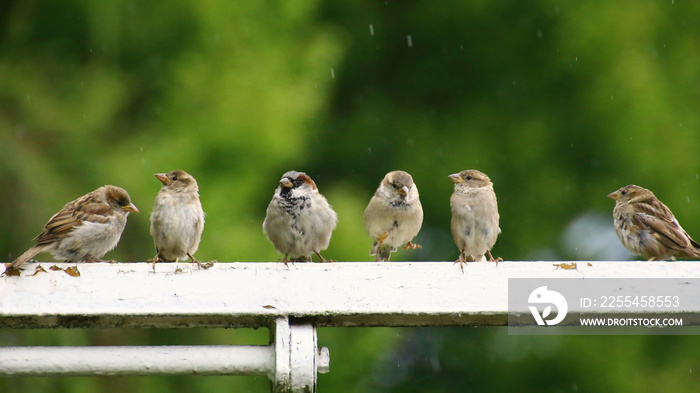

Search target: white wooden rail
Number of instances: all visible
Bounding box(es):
[1,261,699,392]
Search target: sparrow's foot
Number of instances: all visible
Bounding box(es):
[280,255,293,267]
[454,253,467,274]
[403,241,422,250]
[486,250,502,266]
[150,255,165,272]
[315,252,336,263]
[376,232,389,247]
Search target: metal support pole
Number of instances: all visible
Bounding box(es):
[272,318,330,393]
[0,345,273,376]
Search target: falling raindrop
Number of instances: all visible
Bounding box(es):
[330,68,335,79]
[687,196,691,203]
[369,24,374,36]
[407,35,413,47]
[140,147,144,153]
[537,30,542,39]
[610,95,614,100]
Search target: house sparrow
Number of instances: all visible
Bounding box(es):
[263,171,337,263]
[150,170,207,270]
[449,170,501,271]
[363,170,423,261]
[9,185,138,269]
[608,184,700,261]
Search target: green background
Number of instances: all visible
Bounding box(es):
[2,0,700,391]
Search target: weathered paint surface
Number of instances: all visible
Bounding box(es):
[1,261,699,328]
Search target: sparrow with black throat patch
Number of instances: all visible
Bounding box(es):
[263,171,338,263]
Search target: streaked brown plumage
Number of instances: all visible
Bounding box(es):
[608,184,700,261]
[10,185,138,269]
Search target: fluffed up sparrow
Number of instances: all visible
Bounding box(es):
[9,185,138,270]
[608,184,700,261]
[449,169,501,271]
[263,171,338,263]
[150,170,208,270]
[363,170,423,261]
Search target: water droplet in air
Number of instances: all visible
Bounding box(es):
[407,35,413,47]
[369,24,374,36]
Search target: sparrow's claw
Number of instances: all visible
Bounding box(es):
[187,253,206,269]
[487,250,502,266]
[403,241,422,250]
[454,253,467,274]
[280,255,294,267]
[150,255,165,272]
[315,252,335,263]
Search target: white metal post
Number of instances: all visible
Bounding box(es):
[272,318,330,393]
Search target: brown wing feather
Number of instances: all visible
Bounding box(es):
[33,189,112,246]
[631,202,693,250]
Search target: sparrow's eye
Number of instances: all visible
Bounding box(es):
[466,176,473,180]
[293,179,303,187]
[621,190,627,196]
[117,199,130,207]
[172,175,178,181]
[392,183,399,189]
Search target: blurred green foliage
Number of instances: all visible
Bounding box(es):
[2,0,700,391]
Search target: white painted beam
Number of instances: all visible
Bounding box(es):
[1,262,699,328]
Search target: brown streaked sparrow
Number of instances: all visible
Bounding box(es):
[363,170,423,261]
[150,170,207,270]
[263,171,338,263]
[9,185,138,269]
[608,184,700,261]
[449,169,501,271]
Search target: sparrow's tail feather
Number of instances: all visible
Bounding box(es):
[374,245,393,262]
[11,245,49,268]
[369,241,379,256]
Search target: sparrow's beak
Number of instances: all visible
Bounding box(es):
[607,191,619,200]
[123,203,139,213]
[448,173,463,183]
[155,173,171,186]
[280,178,294,188]
[397,185,409,196]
